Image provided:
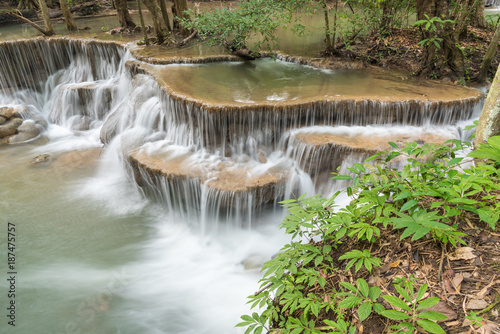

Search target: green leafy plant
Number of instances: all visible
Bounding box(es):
[414,15,454,49]
[338,249,381,273]
[382,277,447,334]
[236,312,269,334]
[468,136,500,164]
[465,311,483,328]
[336,278,384,322]
[237,135,499,334]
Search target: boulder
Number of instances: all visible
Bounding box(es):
[0,116,6,125]
[0,118,22,138]
[8,120,41,143]
[0,106,24,119]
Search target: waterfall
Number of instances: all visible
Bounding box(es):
[0,38,484,231]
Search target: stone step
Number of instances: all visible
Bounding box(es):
[127,147,289,211]
[288,127,454,180]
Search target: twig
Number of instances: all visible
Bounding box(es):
[254,282,273,296]
[178,30,197,47]
[438,246,445,281]
[8,12,53,36]
[477,298,500,315]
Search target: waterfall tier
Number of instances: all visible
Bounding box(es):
[0,38,484,227]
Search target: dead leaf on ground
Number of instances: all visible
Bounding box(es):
[445,278,458,294]
[422,300,457,321]
[451,273,464,293]
[480,321,500,334]
[466,298,489,310]
[449,247,477,261]
[477,277,499,299]
[390,260,401,268]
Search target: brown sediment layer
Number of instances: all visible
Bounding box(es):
[289,130,453,184]
[127,149,288,208]
[294,131,451,152]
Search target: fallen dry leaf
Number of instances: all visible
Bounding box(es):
[449,247,477,261]
[451,273,464,293]
[466,298,489,310]
[480,321,500,334]
[423,300,457,321]
[477,278,499,299]
[390,260,401,268]
[445,278,457,294]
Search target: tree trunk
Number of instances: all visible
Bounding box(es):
[321,0,332,51]
[142,0,164,43]
[415,0,474,81]
[173,0,189,36]
[137,0,149,45]
[157,0,171,32]
[60,0,78,31]
[475,64,500,146]
[38,0,54,36]
[474,23,500,84]
[18,0,38,10]
[116,0,136,28]
[473,0,489,28]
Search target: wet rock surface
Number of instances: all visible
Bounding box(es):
[0,106,46,144]
[287,128,454,191]
[30,154,51,166]
[128,149,289,209]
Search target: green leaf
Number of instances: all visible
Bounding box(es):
[369,286,381,301]
[358,302,372,322]
[401,199,418,212]
[236,321,254,327]
[244,324,257,334]
[381,310,410,320]
[418,311,448,322]
[340,281,358,293]
[357,279,369,298]
[373,302,385,314]
[416,283,428,302]
[447,157,463,166]
[333,175,353,181]
[339,296,363,309]
[353,162,366,173]
[394,191,412,201]
[240,315,254,323]
[416,319,445,334]
[417,297,441,310]
[394,284,413,304]
[383,295,411,312]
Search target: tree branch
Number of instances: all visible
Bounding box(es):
[8,11,53,36]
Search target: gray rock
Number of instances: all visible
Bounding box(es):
[0,116,6,125]
[30,154,51,166]
[33,116,49,130]
[0,118,22,138]
[100,108,124,145]
[0,106,25,119]
[8,120,41,143]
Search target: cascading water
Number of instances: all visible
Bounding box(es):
[0,38,484,333]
